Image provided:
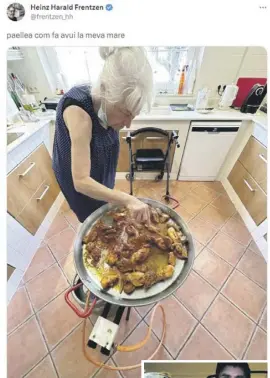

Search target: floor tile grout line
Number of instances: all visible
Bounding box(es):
[206,243,247,269]
[219,291,266,326]
[241,320,258,359]
[199,228,266,291]
[34,309,51,353]
[7,284,38,337]
[44,224,73,243]
[140,318,176,360]
[257,303,267,329]
[48,353,60,378]
[35,303,85,360]
[23,259,57,286]
[7,314,37,339]
[49,319,84,354]
[21,353,51,378]
[198,322,237,359]
[174,321,200,359]
[194,261,261,339]
[28,284,70,315]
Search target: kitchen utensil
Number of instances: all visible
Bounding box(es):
[219,84,239,109]
[70,198,195,308]
[233,77,267,107]
[195,87,211,110]
[240,83,267,114]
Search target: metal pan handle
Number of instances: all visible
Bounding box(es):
[64,282,97,318]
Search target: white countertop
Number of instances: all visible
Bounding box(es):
[7,118,52,153]
[133,109,255,122]
[6,108,267,153]
[252,114,267,130]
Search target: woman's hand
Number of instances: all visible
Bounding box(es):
[126,197,150,223]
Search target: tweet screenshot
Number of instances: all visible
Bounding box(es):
[2,0,269,377]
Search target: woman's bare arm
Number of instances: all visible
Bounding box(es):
[63,106,149,222]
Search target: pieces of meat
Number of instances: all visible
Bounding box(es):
[145,224,160,234]
[131,247,150,264]
[159,213,170,223]
[134,264,148,273]
[144,270,157,289]
[125,272,145,287]
[100,271,119,289]
[156,208,163,216]
[83,230,97,244]
[147,235,172,250]
[168,251,176,266]
[173,243,188,260]
[157,265,174,281]
[123,281,136,294]
[149,207,160,224]
[121,249,132,258]
[106,252,118,266]
[166,219,180,231]
[116,258,133,273]
[113,212,126,222]
[85,242,101,265]
[126,224,139,238]
[167,227,179,242]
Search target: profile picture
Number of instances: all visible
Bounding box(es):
[7,3,25,21]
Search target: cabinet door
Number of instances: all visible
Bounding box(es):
[228,160,267,225]
[7,143,60,234]
[239,136,267,193]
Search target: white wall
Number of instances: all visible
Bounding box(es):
[192,46,267,107]
[7,47,54,102]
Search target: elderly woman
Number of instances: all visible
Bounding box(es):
[53,47,153,223]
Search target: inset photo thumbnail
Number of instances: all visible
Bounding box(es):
[143,362,267,378]
[7,3,25,22]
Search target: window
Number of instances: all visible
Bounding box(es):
[44,46,200,95]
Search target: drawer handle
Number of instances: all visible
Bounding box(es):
[145,137,165,140]
[259,154,267,164]
[18,162,35,178]
[243,179,255,192]
[36,185,50,201]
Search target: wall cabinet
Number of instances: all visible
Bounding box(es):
[228,135,267,226]
[7,143,60,234]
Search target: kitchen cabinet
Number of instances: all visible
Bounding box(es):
[7,143,60,234]
[238,136,267,193]
[228,132,267,226]
[228,160,267,225]
[117,130,177,172]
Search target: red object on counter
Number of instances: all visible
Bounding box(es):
[233,77,267,107]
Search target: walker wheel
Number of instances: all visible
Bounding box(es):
[155,174,163,181]
[164,195,170,203]
[126,173,134,182]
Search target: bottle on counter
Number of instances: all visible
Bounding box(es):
[178,65,188,95]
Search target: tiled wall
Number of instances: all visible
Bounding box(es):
[7,123,64,303]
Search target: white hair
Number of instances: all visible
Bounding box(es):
[94,47,154,114]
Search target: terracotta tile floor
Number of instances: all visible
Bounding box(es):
[7,180,267,377]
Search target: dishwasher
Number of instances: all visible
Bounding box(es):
[179,121,241,180]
